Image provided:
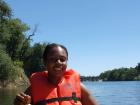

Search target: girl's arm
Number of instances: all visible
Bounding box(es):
[80,83,99,105]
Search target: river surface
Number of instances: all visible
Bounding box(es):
[0,81,140,105]
[83,81,140,105]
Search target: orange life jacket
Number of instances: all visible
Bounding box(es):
[30,69,82,105]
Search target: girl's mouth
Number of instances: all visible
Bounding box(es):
[54,66,63,71]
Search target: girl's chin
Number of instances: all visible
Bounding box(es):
[53,72,65,78]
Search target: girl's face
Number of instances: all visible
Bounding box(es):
[45,46,68,78]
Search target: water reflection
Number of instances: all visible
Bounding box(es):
[0,87,27,105]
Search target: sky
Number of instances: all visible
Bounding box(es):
[6,0,140,76]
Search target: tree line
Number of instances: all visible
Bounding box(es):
[99,64,140,81]
[81,63,140,81]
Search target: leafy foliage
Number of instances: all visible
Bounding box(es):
[0,0,11,20]
[99,67,139,81]
[135,63,140,74]
[23,43,47,77]
[0,0,46,87]
[0,48,16,87]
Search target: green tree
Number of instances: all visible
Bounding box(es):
[0,0,30,87]
[0,0,11,20]
[135,63,140,74]
[99,67,138,81]
[124,68,137,80]
[0,48,16,87]
[0,0,11,46]
[24,43,47,77]
[0,0,50,88]
[0,0,29,61]
[99,70,112,81]
[6,19,29,60]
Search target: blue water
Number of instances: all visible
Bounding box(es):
[83,81,140,105]
[0,81,140,105]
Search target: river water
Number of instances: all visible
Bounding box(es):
[0,81,140,105]
[83,81,140,105]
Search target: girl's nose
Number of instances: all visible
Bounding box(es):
[56,59,62,64]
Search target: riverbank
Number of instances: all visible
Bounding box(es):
[0,79,30,89]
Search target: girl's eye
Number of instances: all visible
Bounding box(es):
[60,58,66,62]
[54,58,66,62]
[47,57,67,62]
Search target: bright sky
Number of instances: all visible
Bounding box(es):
[6,0,140,76]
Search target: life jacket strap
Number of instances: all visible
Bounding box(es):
[35,96,81,105]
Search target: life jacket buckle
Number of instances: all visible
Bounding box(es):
[72,92,77,103]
